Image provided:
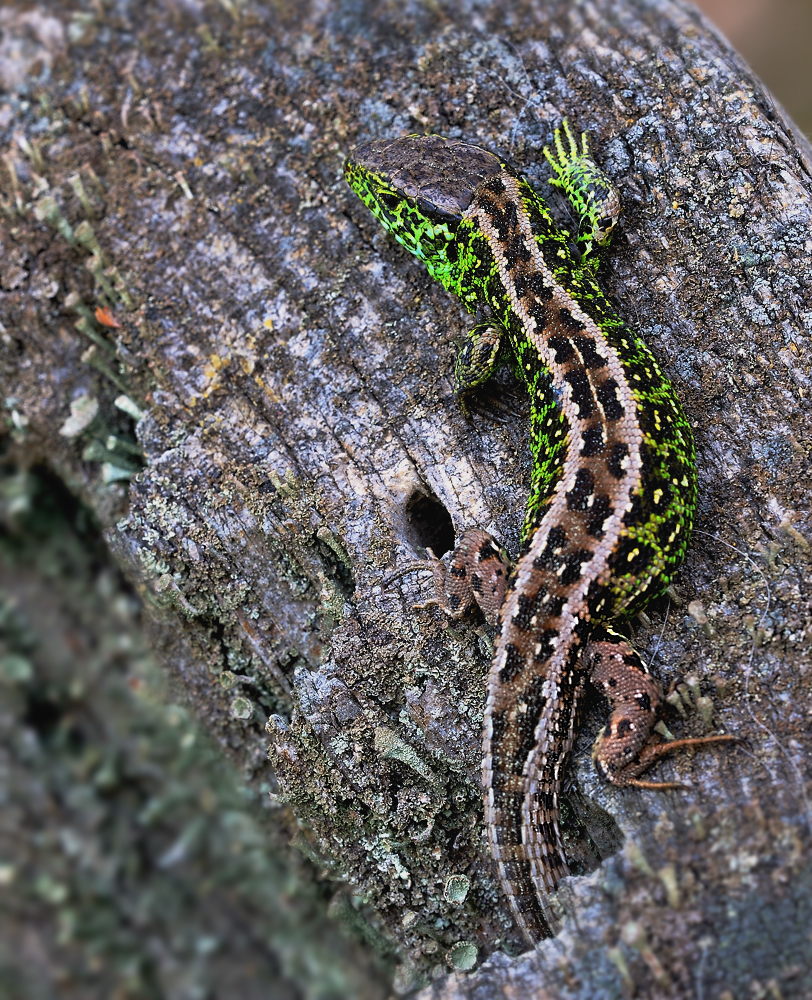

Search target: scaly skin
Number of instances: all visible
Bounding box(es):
[345,125,733,944]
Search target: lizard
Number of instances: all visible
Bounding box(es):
[343,121,737,945]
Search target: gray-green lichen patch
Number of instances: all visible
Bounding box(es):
[446,941,477,971]
[443,874,471,904]
[230,694,253,719]
[375,725,440,786]
[0,651,33,683]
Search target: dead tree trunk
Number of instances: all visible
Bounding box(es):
[2,0,811,996]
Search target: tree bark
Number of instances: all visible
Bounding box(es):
[2,0,811,996]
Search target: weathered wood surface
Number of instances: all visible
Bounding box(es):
[1,1,811,996]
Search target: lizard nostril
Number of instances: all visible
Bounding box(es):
[404,490,455,558]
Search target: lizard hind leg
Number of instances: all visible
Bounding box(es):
[387,529,512,626]
[585,626,738,790]
[433,528,512,626]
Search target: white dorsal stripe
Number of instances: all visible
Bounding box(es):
[471,171,645,939]
[467,173,642,693]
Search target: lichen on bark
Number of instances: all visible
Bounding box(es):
[1,1,811,997]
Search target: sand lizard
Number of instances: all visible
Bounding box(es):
[345,122,736,944]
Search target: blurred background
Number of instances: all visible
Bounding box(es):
[696,0,812,136]
[1,1,811,999]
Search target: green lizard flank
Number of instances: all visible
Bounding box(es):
[344,122,737,945]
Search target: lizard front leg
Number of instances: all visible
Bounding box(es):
[453,322,506,416]
[584,626,739,789]
[543,118,621,261]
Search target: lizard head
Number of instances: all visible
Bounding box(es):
[344,134,503,286]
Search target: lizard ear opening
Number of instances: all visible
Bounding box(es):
[404,490,455,559]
